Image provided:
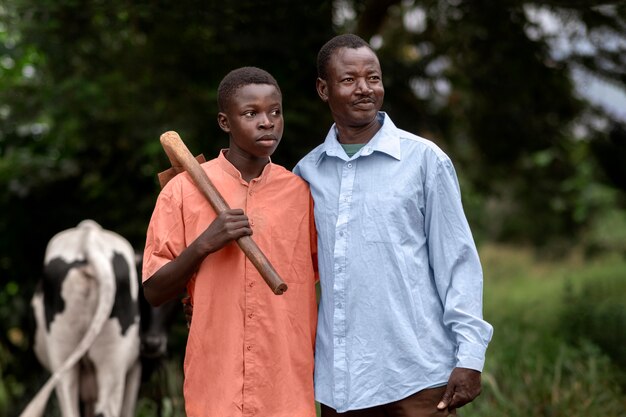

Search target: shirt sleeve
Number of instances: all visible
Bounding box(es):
[142,179,187,282]
[424,156,493,371]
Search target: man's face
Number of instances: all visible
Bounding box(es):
[218,83,283,159]
[318,46,384,129]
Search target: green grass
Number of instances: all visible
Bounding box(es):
[462,244,626,417]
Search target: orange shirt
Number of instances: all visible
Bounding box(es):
[143,151,318,417]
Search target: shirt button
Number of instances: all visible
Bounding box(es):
[248,313,254,319]
[249,282,254,287]
[250,219,254,226]
[337,303,342,309]
[247,345,252,351]
[347,163,353,168]
[339,231,344,237]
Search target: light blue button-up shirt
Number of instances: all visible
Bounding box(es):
[294,113,493,412]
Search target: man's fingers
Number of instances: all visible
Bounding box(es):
[436,386,454,410]
[447,392,466,409]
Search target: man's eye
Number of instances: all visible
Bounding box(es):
[342,78,354,83]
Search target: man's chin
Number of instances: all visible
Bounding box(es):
[348,110,379,125]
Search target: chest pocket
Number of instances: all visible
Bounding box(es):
[362,189,423,243]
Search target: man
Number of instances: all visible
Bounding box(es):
[294,34,493,416]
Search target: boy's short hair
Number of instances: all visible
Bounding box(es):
[217,67,281,112]
[317,34,373,80]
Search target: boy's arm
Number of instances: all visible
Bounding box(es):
[143,208,252,306]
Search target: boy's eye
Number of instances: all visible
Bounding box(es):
[243,111,256,117]
[271,109,281,116]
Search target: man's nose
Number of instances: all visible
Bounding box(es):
[356,78,373,94]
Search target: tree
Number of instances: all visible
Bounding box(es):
[0,1,334,413]
[338,0,626,244]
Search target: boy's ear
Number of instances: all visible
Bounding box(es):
[316,78,329,102]
[217,112,230,133]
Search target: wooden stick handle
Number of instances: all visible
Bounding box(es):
[160,131,288,295]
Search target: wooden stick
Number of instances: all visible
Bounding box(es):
[160,131,288,295]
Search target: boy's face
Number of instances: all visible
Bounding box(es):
[218,83,283,159]
[317,46,384,129]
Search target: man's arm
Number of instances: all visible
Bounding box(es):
[143,209,252,306]
[423,157,493,408]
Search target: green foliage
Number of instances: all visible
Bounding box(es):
[135,359,185,417]
[463,245,626,416]
[343,0,626,245]
[562,273,626,379]
[466,337,626,417]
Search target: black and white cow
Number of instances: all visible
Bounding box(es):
[22,220,141,417]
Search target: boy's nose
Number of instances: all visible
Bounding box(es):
[259,114,274,128]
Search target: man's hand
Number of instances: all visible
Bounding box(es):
[437,367,482,411]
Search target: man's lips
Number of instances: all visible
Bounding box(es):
[353,98,376,107]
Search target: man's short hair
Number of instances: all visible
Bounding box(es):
[317,34,373,80]
[217,67,281,112]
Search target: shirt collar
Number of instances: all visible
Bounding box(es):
[315,112,401,165]
[217,149,273,186]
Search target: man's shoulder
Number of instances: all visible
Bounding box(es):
[395,128,451,163]
[298,143,326,163]
[293,144,327,175]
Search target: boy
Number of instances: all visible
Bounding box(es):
[142,67,318,417]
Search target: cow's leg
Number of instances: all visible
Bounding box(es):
[54,365,81,417]
[90,322,140,417]
[120,360,142,417]
[91,359,126,417]
[47,317,87,417]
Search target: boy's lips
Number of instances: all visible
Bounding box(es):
[257,134,278,145]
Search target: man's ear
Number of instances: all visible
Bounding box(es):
[217,112,230,133]
[316,78,329,102]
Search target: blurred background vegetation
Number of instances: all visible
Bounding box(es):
[1,0,625,416]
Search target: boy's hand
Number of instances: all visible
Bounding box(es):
[182,295,193,329]
[198,209,252,254]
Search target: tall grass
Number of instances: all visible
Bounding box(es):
[463,245,626,417]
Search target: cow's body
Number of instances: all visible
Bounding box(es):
[24,220,141,417]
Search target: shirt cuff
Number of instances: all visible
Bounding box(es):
[456,342,487,371]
